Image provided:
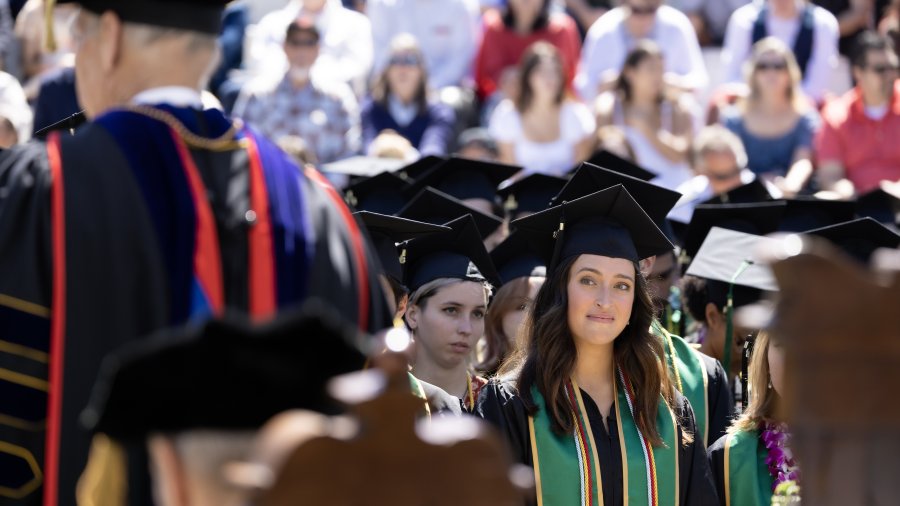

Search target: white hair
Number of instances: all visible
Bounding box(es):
[693,124,749,170]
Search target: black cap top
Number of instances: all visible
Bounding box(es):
[700,178,774,205]
[59,0,228,34]
[489,232,546,286]
[512,185,674,271]
[404,157,521,203]
[682,202,787,265]
[855,186,900,226]
[777,197,858,233]
[356,211,450,282]
[82,302,367,441]
[400,215,501,292]
[552,162,682,227]
[577,150,655,181]
[344,171,408,215]
[397,187,504,239]
[497,173,568,216]
[397,155,446,182]
[804,217,900,264]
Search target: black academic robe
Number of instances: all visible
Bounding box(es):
[700,352,736,447]
[477,381,719,506]
[0,106,391,506]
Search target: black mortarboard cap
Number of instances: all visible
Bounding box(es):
[700,178,773,205]
[777,197,857,233]
[804,217,900,264]
[512,185,674,271]
[404,157,521,202]
[497,173,568,216]
[855,186,900,226]
[489,232,546,286]
[682,202,786,265]
[356,211,449,283]
[82,302,367,441]
[397,187,504,239]
[344,171,408,215]
[58,0,228,34]
[576,150,655,181]
[397,155,446,182]
[552,162,682,227]
[400,215,501,291]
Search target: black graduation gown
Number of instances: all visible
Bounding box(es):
[700,352,736,447]
[477,381,719,506]
[707,434,731,506]
[0,109,391,506]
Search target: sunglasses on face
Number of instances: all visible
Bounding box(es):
[756,61,788,72]
[389,54,421,67]
[286,38,318,48]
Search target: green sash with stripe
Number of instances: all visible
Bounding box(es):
[724,429,772,506]
[528,374,680,506]
[654,322,709,445]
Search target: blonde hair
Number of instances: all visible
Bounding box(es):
[742,37,809,113]
[729,331,779,434]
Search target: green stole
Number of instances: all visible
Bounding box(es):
[724,429,772,506]
[653,322,709,445]
[528,375,680,506]
[408,372,431,418]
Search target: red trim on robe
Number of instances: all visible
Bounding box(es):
[245,136,277,321]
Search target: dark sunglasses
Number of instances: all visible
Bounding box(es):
[708,170,742,181]
[866,64,899,75]
[389,54,421,67]
[629,4,659,15]
[756,61,788,71]
[286,38,318,48]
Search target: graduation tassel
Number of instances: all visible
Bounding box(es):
[44,0,57,52]
[723,259,753,380]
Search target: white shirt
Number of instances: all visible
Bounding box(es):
[575,5,708,103]
[721,0,839,101]
[131,86,204,108]
[488,99,596,177]
[245,0,373,95]
[367,0,481,89]
[0,70,32,142]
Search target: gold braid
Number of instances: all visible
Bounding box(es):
[121,104,247,151]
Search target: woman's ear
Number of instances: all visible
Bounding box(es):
[404,303,419,331]
[639,256,656,277]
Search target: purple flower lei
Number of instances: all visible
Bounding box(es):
[761,421,801,491]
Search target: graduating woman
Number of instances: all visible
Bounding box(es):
[707,331,797,506]
[403,214,501,412]
[478,186,717,505]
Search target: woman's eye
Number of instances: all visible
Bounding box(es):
[473,310,485,319]
[579,277,596,286]
[516,304,528,311]
[614,282,632,291]
[443,307,458,315]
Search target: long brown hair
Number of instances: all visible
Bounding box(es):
[616,40,664,104]
[502,255,679,446]
[515,41,566,112]
[730,331,780,434]
[478,276,531,374]
[371,34,429,112]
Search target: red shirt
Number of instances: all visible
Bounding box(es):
[474,9,581,100]
[815,81,900,193]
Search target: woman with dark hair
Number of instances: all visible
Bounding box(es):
[489,41,595,176]
[361,34,456,156]
[475,0,581,102]
[596,40,695,190]
[477,186,717,504]
[708,331,797,505]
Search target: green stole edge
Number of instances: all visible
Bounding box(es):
[529,377,679,506]
[725,429,772,506]
[654,321,708,446]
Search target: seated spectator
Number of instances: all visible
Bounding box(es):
[14,0,76,98]
[816,0,875,57]
[670,124,778,224]
[489,42,595,176]
[575,0,708,103]
[595,41,695,190]
[246,0,372,95]
[368,0,480,90]
[667,0,753,46]
[721,0,839,102]
[816,31,900,197]
[0,0,19,77]
[234,20,360,165]
[720,37,818,197]
[475,0,581,103]
[456,127,500,161]
[361,35,456,157]
[879,0,900,57]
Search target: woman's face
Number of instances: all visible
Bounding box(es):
[753,50,791,98]
[407,281,487,369]
[500,276,544,343]
[509,0,543,24]
[528,57,563,102]
[566,255,636,348]
[627,54,664,97]
[767,336,785,397]
[387,50,424,102]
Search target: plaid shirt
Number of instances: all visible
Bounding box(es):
[236,75,360,164]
